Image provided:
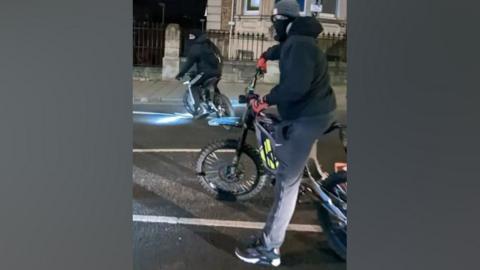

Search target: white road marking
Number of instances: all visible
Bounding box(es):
[133,149,236,153]
[133,111,169,115]
[133,148,201,153]
[133,111,193,117]
[132,215,323,233]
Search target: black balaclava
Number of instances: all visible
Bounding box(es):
[189,29,203,40]
[273,17,295,42]
[272,0,301,42]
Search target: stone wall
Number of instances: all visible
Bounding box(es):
[161,24,181,80]
[221,0,233,30]
[155,23,346,84]
[206,0,222,30]
[135,60,346,85]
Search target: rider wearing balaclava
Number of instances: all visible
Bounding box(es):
[175,29,223,118]
[271,0,300,41]
[236,0,338,267]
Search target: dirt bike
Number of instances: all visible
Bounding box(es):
[194,70,347,260]
[181,73,234,118]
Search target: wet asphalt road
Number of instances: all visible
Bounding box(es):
[133,103,347,270]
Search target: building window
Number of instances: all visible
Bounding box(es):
[297,0,306,13]
[244,0,261,15]
[320,0,338,17]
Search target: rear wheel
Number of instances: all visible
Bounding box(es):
[322,170,347,202]
[316,173,347,260]
[214,93,235,118]
[196,139,267,201]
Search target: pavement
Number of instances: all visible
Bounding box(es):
[133,79,347,109]
[132,100,347,269]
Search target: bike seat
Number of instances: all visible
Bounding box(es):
[323,121,348,151]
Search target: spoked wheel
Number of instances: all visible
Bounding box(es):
[316,172,347,261]
[214,93,235,118]
[213,93,235,130]
[196,139,267,201]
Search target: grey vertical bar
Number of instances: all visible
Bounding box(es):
[349,0,480,270]
[0,0,132,269]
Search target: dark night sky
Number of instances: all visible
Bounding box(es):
[134,0,207,28]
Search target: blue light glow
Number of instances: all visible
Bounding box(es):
[133,111,194,126]
[230,99,246,108]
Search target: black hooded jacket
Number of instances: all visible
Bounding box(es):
[177,33,223,78]
[263,17,337,121]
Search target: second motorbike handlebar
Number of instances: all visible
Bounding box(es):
[238,69,264,104]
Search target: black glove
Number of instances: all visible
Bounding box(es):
[175,74,182,81]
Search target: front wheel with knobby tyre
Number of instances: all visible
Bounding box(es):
[195,139,268,201]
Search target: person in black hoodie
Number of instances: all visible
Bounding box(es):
[175,30,223,117]
[235,0,337,267]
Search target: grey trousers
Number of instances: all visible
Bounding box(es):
[262,112,335,249]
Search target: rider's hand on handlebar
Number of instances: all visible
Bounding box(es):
[175,74,182,81]
[256,57,267,73]
[247,93,260,101]
[250,97,269,114]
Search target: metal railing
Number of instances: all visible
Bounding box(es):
[207,30,267,61]
[133,21,165,67]
[132,21,347,67]
[207,30,346,63]
[318,32,347,63]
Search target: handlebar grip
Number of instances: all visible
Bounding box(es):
[238,94,259,104]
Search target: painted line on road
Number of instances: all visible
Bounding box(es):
[133,148,236,153]
[133,215,323,233]
[133,111,193,117]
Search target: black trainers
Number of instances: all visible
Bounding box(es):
[235,238,281,267]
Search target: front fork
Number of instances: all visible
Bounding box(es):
[187,86,196,106]
[231,125,249,168]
